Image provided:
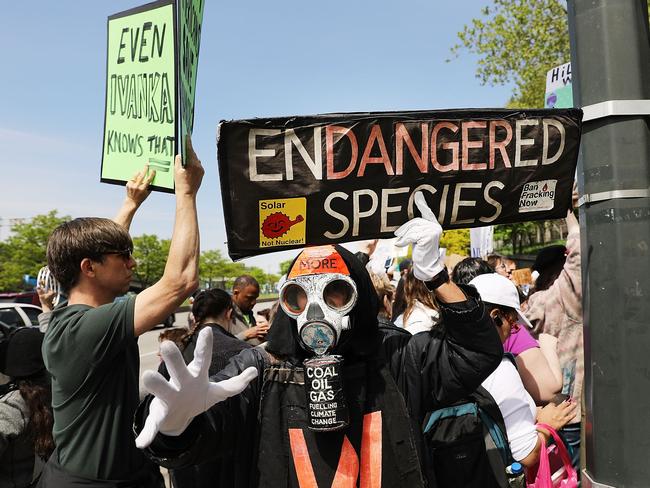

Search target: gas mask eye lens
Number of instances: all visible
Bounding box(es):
[323,279,354,310]
[281,283,307,315]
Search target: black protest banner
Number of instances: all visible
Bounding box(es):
[217,109,582,260]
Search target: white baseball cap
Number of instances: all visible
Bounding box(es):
[469,273,533,329]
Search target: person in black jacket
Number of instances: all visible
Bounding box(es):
[134,193,503,487]
[160,288,253,488]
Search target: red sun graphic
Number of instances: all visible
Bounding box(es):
[261,213,304,238]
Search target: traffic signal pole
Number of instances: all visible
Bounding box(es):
[567,1,650,486]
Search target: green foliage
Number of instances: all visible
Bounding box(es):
[0,211,70,291]
[440,229,470,256]
[132,234,171,288]
[199,249,229,288]
[279,259,294,276]
[493,222,537,255]
[494,218,566,254]
[498,238,566,256]
[451,1,650,108]
[199,250,279,289]
[265,273,280,285]
[450,0,570,108]
[247,266,269,286]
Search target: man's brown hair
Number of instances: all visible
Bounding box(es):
[46,218,133,293]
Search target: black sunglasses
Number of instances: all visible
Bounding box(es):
[102,248,133,260]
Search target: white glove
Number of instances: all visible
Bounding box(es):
[135,327,258,448]
[394,191,445,282]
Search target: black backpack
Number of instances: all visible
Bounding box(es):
[422,359,516,488]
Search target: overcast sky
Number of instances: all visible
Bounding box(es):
[0,0,513,273]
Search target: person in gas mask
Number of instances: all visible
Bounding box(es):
[134,193,503,488]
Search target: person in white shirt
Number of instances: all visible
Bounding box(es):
[470,273,576,467]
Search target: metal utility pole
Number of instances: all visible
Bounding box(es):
[568,1,650,486]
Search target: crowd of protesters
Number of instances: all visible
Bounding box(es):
[0,141,585,488]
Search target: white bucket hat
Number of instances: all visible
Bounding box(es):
[469,273,533,329]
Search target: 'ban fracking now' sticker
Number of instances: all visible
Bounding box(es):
[519,180,558,213]
[259,198,306,248]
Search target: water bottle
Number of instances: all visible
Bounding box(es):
[506,462,526,488]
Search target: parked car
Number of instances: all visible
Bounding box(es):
[0,303,42,329]
[0,291,40,306]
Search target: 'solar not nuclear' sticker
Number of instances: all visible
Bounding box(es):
[259,198,306,248]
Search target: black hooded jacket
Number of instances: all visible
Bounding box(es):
[136,245,503,487]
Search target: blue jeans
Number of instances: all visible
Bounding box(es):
[559,423,581,477]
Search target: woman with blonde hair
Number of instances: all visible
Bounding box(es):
[369,272,396,322]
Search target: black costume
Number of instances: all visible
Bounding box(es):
[166,324,253,488]
[136,245,502,487]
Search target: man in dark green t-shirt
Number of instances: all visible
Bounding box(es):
[41,140,205,487]
[44,297,143,480]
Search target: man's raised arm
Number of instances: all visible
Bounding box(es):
[395,192,503,408]
[133,138,204,336]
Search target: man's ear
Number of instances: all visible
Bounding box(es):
[79,258,96,278]
[226,308,233,321]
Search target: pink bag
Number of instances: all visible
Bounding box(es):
[526,423,578,488]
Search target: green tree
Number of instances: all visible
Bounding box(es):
[0,211,70,291]
[451,1,650,108]
[241,267,280,288]
[264,273,280,286]
[493,221,539,254]
[450,0,570,108]
[199,249,229,288]
[199,249,252,290]
[132,234,170,288]
[440,229,471,256]
[279,259,294,276]
[224,262,247,285]
[246,266,268,286]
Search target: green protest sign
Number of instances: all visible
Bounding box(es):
[178,0,204,162]
[101,0,177,192]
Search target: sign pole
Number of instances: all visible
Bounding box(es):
[567,1,650,485]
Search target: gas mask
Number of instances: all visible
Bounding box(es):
[280,246,357,356]
[279,251,358,356]
[279,246,358,431]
